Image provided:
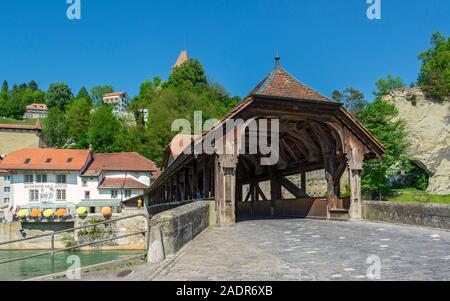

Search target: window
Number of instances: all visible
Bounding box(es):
[29,190,39,202]
[111,190,119,199]
[57,175,67,184]
[82,180,87,187]
[37,174,47,183]
[24,175,34,184]
[67,158,73,163]
[3,198,10,204]
[56,189,66,201]
[3,176,11,182]
[85,191,90,199]
[125,190,131,198]
[3,187,10,193]
[45,158,52,164]
[24,158,31,164]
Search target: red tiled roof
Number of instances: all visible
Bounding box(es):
[173,50,189,68]
[103,92,126,98]
[250,66,331,102]
[82,153,157,177]
[98,177,149,189]
[0,148,91,171]
[26,104,48,111]
[0,119,42,131]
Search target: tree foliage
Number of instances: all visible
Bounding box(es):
[358,99,410,198]
[168,59,207,90]
[76,86,92,104]
[91,85,114,104]
[0,81,45,119]
[418,32,450,101]
[46,82,73,111]
[373,75,405,98]
[65,98,92,148]
[87,105,121,153]
[43,107,68,148]
[332,87,366,116]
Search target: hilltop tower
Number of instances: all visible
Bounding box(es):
[173,50,189,68]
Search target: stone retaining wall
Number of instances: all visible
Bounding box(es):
[364,201,450,230]
[150,201,211,256]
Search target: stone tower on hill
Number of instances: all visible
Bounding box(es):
[173,50,189,68]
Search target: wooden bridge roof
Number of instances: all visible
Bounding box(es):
[148,64,386,192]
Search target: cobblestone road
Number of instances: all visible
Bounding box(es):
[154,219,450,281]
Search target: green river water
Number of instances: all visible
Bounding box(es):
[0,250,142,281]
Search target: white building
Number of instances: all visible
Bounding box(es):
[0,169,12,208]
[102,92,129,116]
[0,148,158,215]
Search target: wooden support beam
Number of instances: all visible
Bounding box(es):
[278,175,309,198]
[301,172,307,192]
[257,186,268,202]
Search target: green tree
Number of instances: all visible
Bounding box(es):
[28,80,39,91]
[87,105,121,153]
[332,87,366,116]
[66,98,92,148]
[76,86,92,103]
[418,32,450,101]
[168,59,207,90]
[373,75,405,98]
[91,85,114,104]
[46,82,74,111]
[358,99,410,199]
[1,80,7,93]
[43,107,68,147]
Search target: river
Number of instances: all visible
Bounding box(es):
[0,250,142,281]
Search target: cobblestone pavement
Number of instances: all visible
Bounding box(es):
[154,219,450,281]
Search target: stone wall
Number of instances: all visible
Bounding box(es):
[0,129,44,156]
[150,201,210,256]
[364,201,450,230]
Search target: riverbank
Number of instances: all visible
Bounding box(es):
[0,250,143,281]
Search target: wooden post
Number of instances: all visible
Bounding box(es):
[348,168,363,219]
[215,154,238,225]
[269,167,282,217]
[301,172,307,193]
[192,161,199,199]
[346,133,365,220]
[203,160,210,199]
[324,153,338,213]
[169,177,173,202]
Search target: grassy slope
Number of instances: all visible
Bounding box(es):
[386,188,450,205]
[0,118,38,125]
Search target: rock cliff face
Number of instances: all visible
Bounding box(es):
[383,88,450,195]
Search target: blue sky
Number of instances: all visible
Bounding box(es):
[0,0,449,101]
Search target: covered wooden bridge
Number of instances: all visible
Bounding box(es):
[146,59,385,225]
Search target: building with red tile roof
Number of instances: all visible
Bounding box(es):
[102,92,129,116]
[24,104,48,119]
[0,148,158,215]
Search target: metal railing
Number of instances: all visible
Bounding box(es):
[0,213,150,278]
